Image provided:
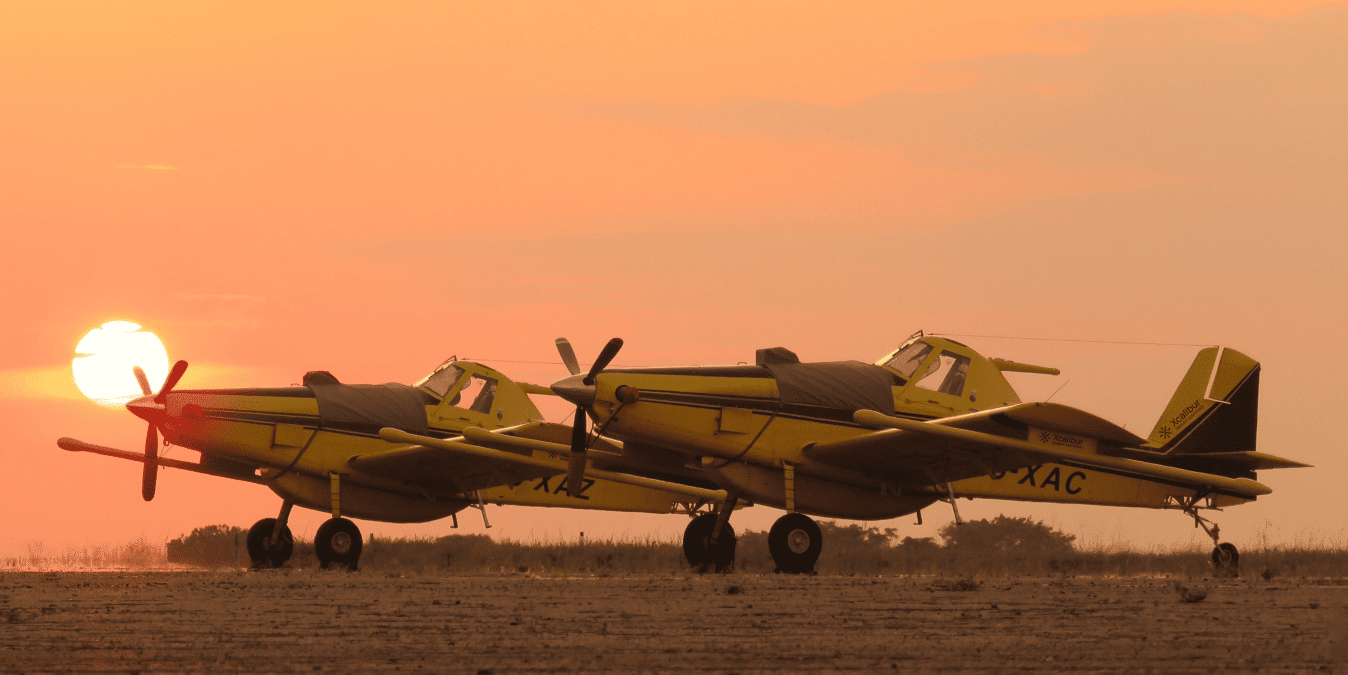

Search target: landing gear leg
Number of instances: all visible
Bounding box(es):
[246,501,294,569]
[769,513,822,574]
[682,497,737,573]
[316,472,363,570]
[1184,503,1239,578]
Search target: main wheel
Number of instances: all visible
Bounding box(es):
[1211,542,1240,577]
[769,513,822,574]
[246,518,293,569]
[315,517,363,570]
[682,513,736,573]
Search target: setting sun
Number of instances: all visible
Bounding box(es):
[71,321,170,407]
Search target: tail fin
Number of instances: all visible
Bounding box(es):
[1145,347,1259,454]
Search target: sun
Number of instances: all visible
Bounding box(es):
[71,321,170,408]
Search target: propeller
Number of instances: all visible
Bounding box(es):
[558,338,623,497]
[131,360,188,502]
[555,338,581,376]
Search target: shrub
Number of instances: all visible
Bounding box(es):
[940,516,1075,558]
[166,525,246,567]
[140,515,1348,578]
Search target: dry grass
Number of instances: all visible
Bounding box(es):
[1,538,165,571]
[353,533,686,575]
[10,518,1348,578]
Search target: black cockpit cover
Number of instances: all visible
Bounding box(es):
[764,361,896,414]
[307,383,430,436]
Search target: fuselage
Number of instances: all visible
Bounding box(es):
[554,336,1256,520]
[147,361,540,522]
[557,337,1017,519]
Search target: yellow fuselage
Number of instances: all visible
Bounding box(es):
[574,337,1249,520]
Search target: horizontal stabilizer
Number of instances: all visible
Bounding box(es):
[1172,451,1310,471]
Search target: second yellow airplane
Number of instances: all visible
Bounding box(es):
[500,333,1306,574]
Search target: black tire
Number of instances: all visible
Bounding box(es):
[682,513,736,573]
[769,513,822,574]
[246,518,293,569]
[315,517,363,570]
[1211,543,1240,577]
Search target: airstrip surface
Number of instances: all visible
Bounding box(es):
[2,572,1344,673]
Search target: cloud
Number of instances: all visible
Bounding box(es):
[176,364,288,388]
[0,364,286,401]
[0,366,85,401]
[563,7,1347,181]
[174,293,267,302]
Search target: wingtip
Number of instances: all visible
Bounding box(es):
[1239,479,1274,497]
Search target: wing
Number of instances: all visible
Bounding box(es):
[368,423,728,502]
[58,437,265,484]
[350,422,602,492]
[349,438,557,494]
[803,404,1270,500]
[803,403,1140,483]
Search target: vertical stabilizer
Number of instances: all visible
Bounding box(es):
[1146,347,1260,454]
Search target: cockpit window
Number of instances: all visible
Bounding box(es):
[453,374,498,414]
[915,351,971,397]
[882,342,933,380]
[416,364,464,398]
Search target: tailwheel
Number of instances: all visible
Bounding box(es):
[246,518,293,569]
[315,517,363,570]
[1182,502,1239,578]
[682,513,736,573]
[769,513,822,574]
[1211,543,1240,578]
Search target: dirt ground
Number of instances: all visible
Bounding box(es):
[1,571,1345,674]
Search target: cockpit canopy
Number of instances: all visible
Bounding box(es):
[414,359,500,415]
[877,340,971,397]
[875,334,1025,412]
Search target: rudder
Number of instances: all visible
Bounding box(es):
[1145,347,1259,455]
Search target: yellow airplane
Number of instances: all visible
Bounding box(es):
[58,352,727,570]
[383,333,1306,575]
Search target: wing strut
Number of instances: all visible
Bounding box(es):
[474,490,492,528]
[941,482,963,525]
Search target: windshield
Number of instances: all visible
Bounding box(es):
[415,362,463,398]
[880,342,932,381]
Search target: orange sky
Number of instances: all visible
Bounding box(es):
[2,1,1344,557]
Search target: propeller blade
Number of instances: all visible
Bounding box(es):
[142,423,158,502]
[569,406,588,453]
[132,366,152,396]
[583,338,623,386]
[154,360,188,404]
[566,405,588,497]
[565,451,587,499]
[555,338,581,376]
